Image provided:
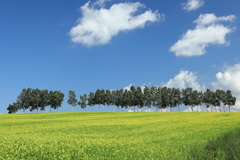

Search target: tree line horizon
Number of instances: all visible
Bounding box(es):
[7,85,236,113]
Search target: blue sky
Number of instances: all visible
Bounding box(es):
[0,0,239,113]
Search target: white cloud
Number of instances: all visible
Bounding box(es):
[124,84,134,91]
[69,0,163,46]
[182,0,204,11]
[93,0,111,7]
[212,63,240,111]
[124,83,146,92]
[163,70,205,91]
[170,14,236,57]
[183,106,202,112]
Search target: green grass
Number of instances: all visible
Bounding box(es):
[0,112,239,159]
[187,128,240,160]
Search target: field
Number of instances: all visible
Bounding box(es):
[0,112,239,159]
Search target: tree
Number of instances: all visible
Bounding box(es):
[115,89,124,111]
[191,90,203,112]
[110,90,116,111]
[7,103,19,114]
[123,89,131,111]
[16,88,32,113]
[67,90,78,112]
[224,90,236,112]
[48,90,64,112]
[169,88,182,112]
[78,94,87,111]
[182,88,193,112]
[39,89,49,112]
[94,89,104,111]
[215,89,226,112]
[29,88,41,112]
[55,91,64,111]
[143,86,151,109]
[203,89,214,112]
[161,87,171,112]
[130,85,137,112]
[155,87,162,112]
[105,90,112,111]
[88,92,95,111]
[150,86,158,111]
[136,86,144,112]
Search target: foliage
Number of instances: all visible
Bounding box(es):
[67,90,78,111]
[8,86,237,113]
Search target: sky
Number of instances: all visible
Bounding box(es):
[0,0,239,113]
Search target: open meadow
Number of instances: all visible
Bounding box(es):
[0,112,240,159]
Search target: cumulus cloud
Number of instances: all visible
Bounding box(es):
[124,83,146,92]
[182,0,204,11]
[212,64,240,111]
[124,84,134,91]
[69,0,164,46]
[170,14,236,56]
[183,106,202,112]
[163,70,205,91]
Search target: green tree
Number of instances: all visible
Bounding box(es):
[150,86,158,111]
[39,89,49,112]
[105,90,112,111]
[123,89,131,112]
[29,88,41,113]
[130,85,137,112]
[49,90,64,112]
[78,94,87,111]
[143,86,151,109]
[88,92,95,111]
[16,88,32,113]
[203,89,214,112]
[182,88,193,112]
[161,87,171,112]
[67,90,77,112]
[155,87,162,112]
[223,90,236,112]
[115,89,124,111]
[169,88,182,112]
[110,90,116,111]
[215,89,225,112]
[7,103,19,114]
[191,90,203,112]
[136,86,144,112]
[94,89,101,111]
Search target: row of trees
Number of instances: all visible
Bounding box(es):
[67,86,236,112]
[8,86,236,113]
[7,88,64,113]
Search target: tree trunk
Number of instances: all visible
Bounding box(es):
[191,107,193,112]
[229,106,231,112]
[179,106,180,112]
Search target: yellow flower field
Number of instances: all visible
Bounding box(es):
[0,112,239,159]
